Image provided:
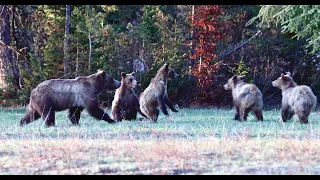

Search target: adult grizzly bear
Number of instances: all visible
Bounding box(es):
[19,70,121,127]
[223,75,263,121]
[111,72,148,121]
[272,72,317,124]
[139,63,179,122]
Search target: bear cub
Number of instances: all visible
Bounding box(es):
[111,72,148,121]
[224,75,263,121]
[139,63,179,122]
[272,72,317,124]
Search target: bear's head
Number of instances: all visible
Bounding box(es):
[121,72,137,89]
[223,75,245,90]
[94,70,121,92]
[159,63,179,80]
[272,72,296,90]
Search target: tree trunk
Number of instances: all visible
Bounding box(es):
[0,5,19,90]
[191,5,194,39]
[88,32,92,73]
[76,40,79,76]
[63,5,71,78]
[189,5,195,69]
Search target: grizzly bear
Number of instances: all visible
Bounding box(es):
[111,72,148,121]
[19,70,121,127]
[272,72,317,124]
[139,63,179,122]
[224,75,263,121]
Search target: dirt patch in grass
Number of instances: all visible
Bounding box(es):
[0,138,320,174]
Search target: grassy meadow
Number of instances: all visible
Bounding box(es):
[0,108,320,175]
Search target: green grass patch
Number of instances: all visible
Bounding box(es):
[0,108,319,174]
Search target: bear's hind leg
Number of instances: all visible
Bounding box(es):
[287,110,295,120]
[240,108,250,121]
[296,110,309,124]
[253,109,263,121]
[150,108,160,122]
[68,107,83,125]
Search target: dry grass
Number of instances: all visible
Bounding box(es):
[0,108,319,175]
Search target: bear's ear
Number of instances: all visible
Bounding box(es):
[281,73,284,79]
[121,72,126,78]
[97,70,106,79]
[238,75,246,80]
[131,72,135,76]
[285,72,291,77]
[164,63,169,71]
[232,75,238,81]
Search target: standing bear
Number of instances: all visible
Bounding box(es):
[19,70,121,127]
[139,63,179,122]
[111,72,148,121]
[224,75,263,121]
[272,72,317,124]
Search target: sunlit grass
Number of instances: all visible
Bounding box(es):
[0,108,319,174]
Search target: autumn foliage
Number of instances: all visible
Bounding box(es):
[190,5,227,105]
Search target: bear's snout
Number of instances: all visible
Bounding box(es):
[223,84,230,90]
[271,80,277,87]
[114,80,121,89]
[174,73,179,79]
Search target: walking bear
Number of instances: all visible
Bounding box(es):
[272,72,317,124]
[224,75,263,121]
[139,63,179,122]
[19,70,121,127]
[111,72,148,121]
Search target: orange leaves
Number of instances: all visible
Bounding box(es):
[189,5,227,105]
[207,24,216,31]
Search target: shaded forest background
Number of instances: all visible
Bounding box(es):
[0,5,319,108]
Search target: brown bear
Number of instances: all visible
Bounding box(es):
[19,70,121,127]
[139,63,179,122]
[111,72,148,121]
[272,72,317,124]
[223,75,263,121]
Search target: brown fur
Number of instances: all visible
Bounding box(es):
[224,75,263,121]
[272,72,317,124]
[139,63,179,122]
[111,72,148,121]
[19,70,121,127]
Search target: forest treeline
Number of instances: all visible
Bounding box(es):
[0,5,319,108]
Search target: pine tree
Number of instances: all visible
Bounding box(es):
[247,5,320,54]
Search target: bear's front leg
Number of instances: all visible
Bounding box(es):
[85,100,117,123]
[111,107,123,122]
[281,107,289,122]
[157,95,169,116]
[164,95,178,112]
[20,110,41,126]
[234,105,240,121]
